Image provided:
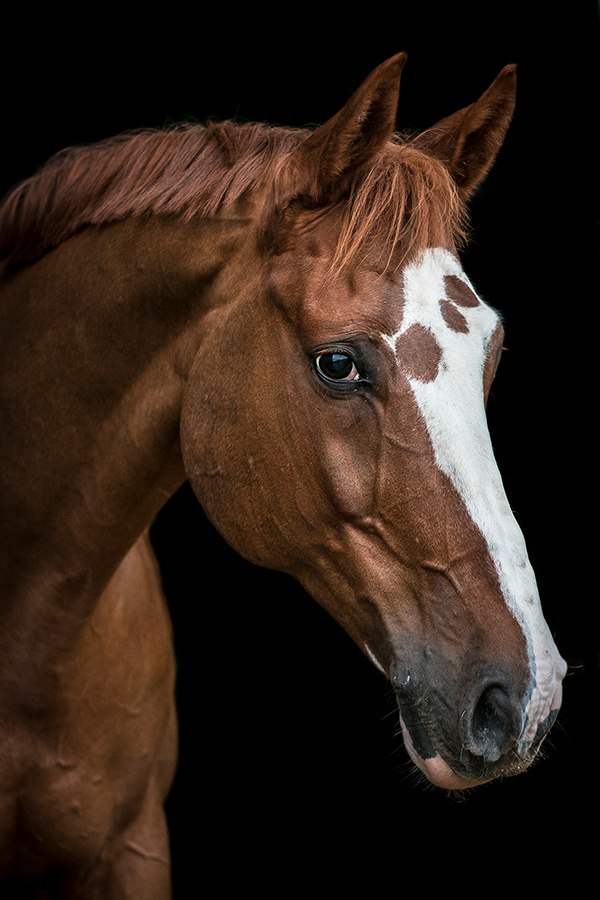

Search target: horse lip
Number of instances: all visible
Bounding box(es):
[394,691,437,761]
[397,695,540,789]
[395,691,495,789]
[398,716,489,790]
[394,692,480,788]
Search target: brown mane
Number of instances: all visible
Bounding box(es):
[0,120,467,269]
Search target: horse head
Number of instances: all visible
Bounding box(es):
[180,54,566,788]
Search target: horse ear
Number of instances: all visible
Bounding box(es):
[281,52,407,203]
[414,65,517,198]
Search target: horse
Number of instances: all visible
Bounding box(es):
[0,52,566,897]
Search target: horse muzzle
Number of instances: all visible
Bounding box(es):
[392,663,564,789]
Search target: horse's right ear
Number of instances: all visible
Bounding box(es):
[275,52,407,207]
[413,65,517,199]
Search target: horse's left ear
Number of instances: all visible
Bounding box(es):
[278,52,407,205]
[414,65,517,198]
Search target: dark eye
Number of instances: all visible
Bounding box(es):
[313,349,363,384]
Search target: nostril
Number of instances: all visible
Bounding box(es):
[465,684,522,763]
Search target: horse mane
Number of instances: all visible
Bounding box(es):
[0,120,468,270]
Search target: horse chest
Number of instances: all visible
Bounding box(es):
[0,538,178,883]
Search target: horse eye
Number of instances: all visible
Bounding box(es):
[314,350,362,383]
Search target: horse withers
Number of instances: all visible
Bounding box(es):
[0,54,566,896]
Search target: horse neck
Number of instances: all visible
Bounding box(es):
[0,214,249,667]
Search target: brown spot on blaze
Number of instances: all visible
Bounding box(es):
[396,324,442,383]
[444,275,480,307]
[440,300,469,333]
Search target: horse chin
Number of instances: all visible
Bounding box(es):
[399,718,490,790]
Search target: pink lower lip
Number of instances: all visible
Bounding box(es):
[399,718,489,790]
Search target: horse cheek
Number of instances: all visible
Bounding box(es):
[316,422,380,524]
[179,332,299,573]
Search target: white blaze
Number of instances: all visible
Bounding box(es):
[384,247,565,745]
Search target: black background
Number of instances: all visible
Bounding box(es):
[2,3,597,890]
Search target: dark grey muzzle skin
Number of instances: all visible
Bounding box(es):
[391,657,555,782]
